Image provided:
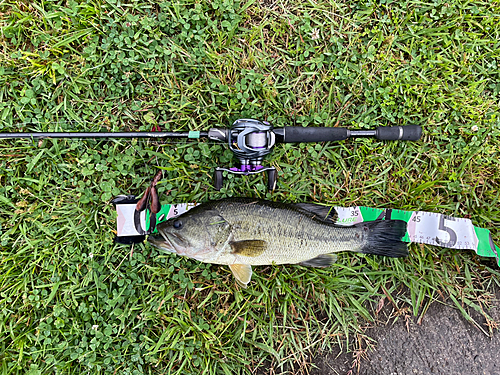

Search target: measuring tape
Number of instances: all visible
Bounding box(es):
[113,197,499,265]
[335,207,498,262]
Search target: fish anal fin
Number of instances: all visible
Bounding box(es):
[229,264,252,288]
[299,254,338,268]
[294,203,338,223]
[230,240,267,257]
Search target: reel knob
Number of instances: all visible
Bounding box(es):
[214,169,224,191]
[267,169,277,191]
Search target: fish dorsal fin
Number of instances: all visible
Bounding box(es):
[299,254,338,268]
[230,240,267,257]
[229,264,252,288]
[293,203,338,223]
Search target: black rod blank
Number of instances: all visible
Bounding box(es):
[0,131,209,139]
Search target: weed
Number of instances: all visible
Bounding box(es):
[1,0,499,374]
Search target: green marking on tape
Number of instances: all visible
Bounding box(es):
[145,204,171,233]
[359,207,383,222]
[389,209,414,242]
[188,131,200,139]
[390,209,414,222]
[474,227,498,258]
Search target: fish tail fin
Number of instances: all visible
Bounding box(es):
[359,220,408,258]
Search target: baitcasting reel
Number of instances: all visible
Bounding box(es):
[207,119,422,191]
[208,119,278,191]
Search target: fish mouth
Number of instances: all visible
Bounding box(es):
[147,233,176,253]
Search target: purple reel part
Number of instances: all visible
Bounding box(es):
[214,166,277,191]
[229,165,264,174]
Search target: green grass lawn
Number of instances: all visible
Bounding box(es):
[1,0,500,374]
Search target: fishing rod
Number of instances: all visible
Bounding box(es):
[1,119,422,190]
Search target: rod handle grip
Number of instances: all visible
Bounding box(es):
[281,127,349,143]
[376,125,422,141]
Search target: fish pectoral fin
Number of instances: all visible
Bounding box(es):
[229,264,252,288]
[230,240,267,257]
[293,203,338,223]
[299,254,338,268]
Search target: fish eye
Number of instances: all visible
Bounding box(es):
[173,220,183,229]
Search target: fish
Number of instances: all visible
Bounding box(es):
[148,198,408,287]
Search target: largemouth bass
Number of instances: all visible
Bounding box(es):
[148,198,408,287]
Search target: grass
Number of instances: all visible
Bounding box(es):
[1,0,500,373]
